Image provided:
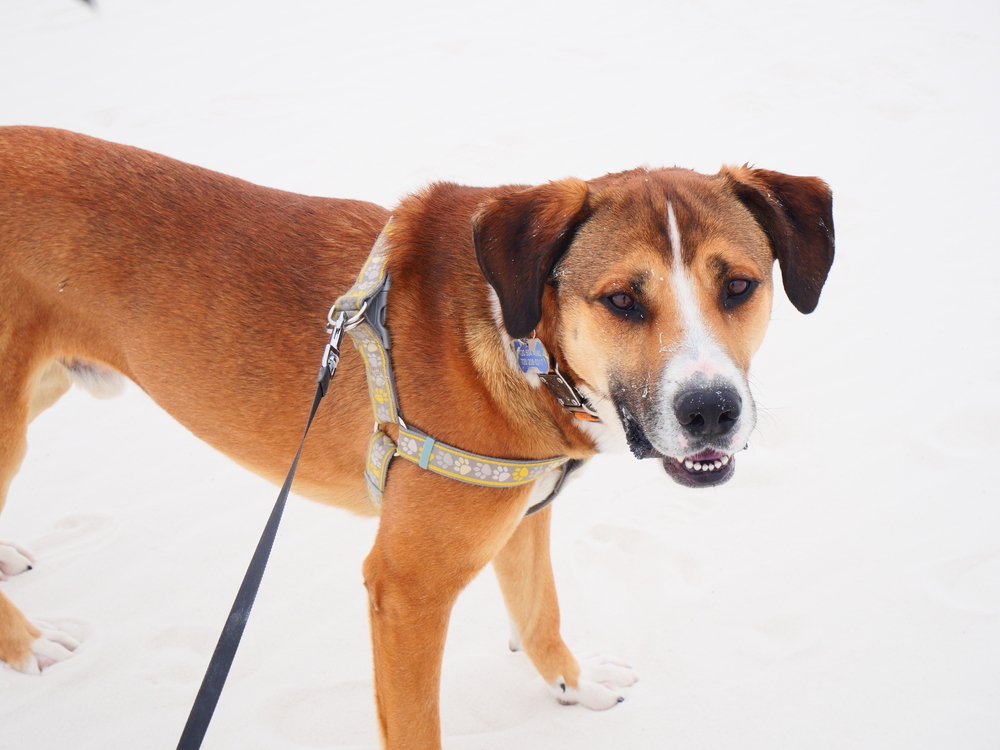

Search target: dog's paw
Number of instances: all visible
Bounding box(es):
[550,655,638,710]
[508,619,522,652]
[0,542,35,580]
[13,622,80,675]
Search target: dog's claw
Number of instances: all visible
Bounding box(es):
[0,542,36,579]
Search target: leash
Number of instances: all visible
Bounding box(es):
[175,309,355,750]
[176,220,587,747]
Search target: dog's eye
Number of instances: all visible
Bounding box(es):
[608,292,635,310]
[723,278,755,309]
[603,292,646,322]
[727,280,750,296]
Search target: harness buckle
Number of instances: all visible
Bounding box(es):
[363,277,392,350]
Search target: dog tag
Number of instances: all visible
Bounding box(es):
[512,338,549,375]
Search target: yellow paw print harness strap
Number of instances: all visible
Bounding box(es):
[330,221,573,514]
[395,426,569,487]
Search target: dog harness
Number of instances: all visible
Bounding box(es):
[328,221,583,514]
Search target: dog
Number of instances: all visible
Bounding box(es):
[0,126,833,748]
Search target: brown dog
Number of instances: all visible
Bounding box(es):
[0,126,833,748]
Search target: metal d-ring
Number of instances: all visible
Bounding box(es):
[326,299,369,334]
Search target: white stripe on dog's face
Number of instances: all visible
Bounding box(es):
[650,201,755,458]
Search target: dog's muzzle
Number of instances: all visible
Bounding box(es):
[616,383,746,489]
[657,385,741,487]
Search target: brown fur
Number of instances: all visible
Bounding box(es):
[0,127,833,748]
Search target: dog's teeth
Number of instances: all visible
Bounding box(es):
[685,456,732,473]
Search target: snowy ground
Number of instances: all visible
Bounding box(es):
[1,0,999,748]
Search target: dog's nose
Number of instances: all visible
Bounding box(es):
[674,387,741,438]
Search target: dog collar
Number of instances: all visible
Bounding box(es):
[513,337,601,423]
[329,221,575,514]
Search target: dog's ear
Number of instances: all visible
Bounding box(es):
[472,179,591,339]
[725,167,835,314]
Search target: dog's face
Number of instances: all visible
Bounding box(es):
[473,166,834,487]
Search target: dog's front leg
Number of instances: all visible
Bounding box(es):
[362,468,528,750]
[493,505,638,709]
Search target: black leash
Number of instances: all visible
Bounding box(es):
[176,317,347,750]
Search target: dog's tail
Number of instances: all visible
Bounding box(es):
[60,359,126,399]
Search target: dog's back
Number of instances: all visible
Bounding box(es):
[0,126,386,504]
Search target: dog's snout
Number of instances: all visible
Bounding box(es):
[674,387,742,438]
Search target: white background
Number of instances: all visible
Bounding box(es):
[1,0,998,748]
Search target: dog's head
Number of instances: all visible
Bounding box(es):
[473,166,833,488]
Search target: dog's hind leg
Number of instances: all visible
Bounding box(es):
[0,590,44,671]
[0,350,80,672]
[0,358,71,513]
[0,355,121,516]
[26,359,74,423]
[0,591,78,674]
[0,359,71,576]
[492,505,638,709]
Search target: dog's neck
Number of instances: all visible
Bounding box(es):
[380,187,598,461]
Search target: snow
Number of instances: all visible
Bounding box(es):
[2,0,999,747]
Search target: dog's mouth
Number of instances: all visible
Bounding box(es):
[662,449,736,488]
[614,396,740,488]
